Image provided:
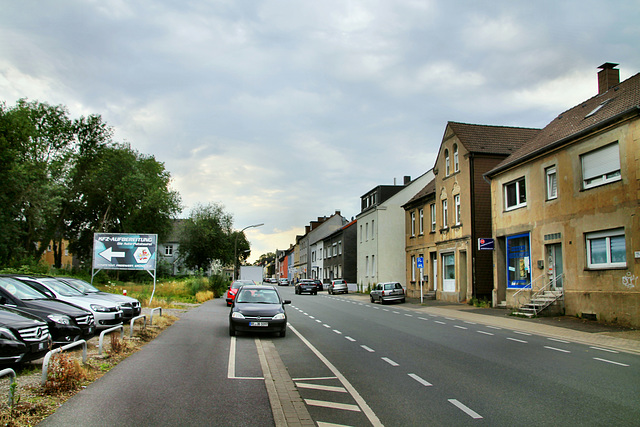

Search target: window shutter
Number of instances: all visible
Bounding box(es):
[582,143,619,180]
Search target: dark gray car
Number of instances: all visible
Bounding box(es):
[370,282,406,304]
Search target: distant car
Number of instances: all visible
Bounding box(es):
[56,277,141,323]
[0,276,95,346]
[226,280,255,306]
[12,276,123,330]
[278,278,289,286]
[370,282,406,305]
[228,285,290,337]
[0,306,51,366]
[295,279,317,295]
[312,280,324,291]
[328,279,348,295]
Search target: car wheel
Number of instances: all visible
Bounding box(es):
[370,295,374,303]
[380,298,386,305]
[229,325,236,336]
[279,328,286,337]
[401,298,406,303]
[345,290,348,294]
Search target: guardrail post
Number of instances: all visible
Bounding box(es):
[41,340,87,386]
[150,307,162,325]
[1,368,17,406]
[129,315,147,338]
[98,325,125,355]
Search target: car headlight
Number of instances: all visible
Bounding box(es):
[90,304,111,312]
[272,313,285,320]
[231,312,245,319]
[47,314,72,325]
[0,327,18,340]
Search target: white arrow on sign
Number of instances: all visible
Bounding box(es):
[100,247,125,262]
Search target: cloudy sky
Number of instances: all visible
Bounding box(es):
[2,1,639,261]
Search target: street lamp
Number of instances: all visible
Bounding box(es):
[233,223,264,281]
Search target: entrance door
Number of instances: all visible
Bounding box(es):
[442,253,455,292]
[546,243,563,289]
[430,253,437,292]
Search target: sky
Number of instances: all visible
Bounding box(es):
[1,1,639,262]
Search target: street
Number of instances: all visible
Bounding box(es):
[41,286,640,426]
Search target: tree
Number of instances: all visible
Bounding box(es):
[66,143,182,265]
[178,203,235,271]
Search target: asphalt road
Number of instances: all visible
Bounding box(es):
[40,286,640,426]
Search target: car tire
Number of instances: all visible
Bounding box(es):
[279,328,286,337]
[229,326,236,336]
[370,295,374,303]
[380,298,386,305]
[345,290,348,294]
[401,298,406,303]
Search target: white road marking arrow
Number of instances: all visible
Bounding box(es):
[100,247,125,261]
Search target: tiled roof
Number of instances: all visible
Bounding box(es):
[447,122,541,156]
[487,72,640,176]
[403,178,436,207]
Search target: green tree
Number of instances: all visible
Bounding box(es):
[66,143,182,265]
[178,203,237,271]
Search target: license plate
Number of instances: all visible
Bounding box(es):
[250,322,268,327]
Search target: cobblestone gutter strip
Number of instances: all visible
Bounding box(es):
[257,338,314,427]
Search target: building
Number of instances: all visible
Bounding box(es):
[357,172,434,291]
[322,219,358,284]
[485,63,640,327]
[423,122,541,303]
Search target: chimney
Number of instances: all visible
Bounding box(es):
[598,63,619,95]
[404,176,411,185]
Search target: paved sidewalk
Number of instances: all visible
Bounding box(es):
[343,293,640,355]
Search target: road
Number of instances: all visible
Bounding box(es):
[41,286,640,426]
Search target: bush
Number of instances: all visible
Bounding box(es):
[208,274,230,298]
[43,352,87,394]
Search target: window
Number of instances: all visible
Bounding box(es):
[419,208,424,235]
[581,142,621,189]
[360,225,362,243]
[442,199,448,228]
[454,195,461,225]
[371,255,375,277]
[586,228,626,269]
[338,240,342,255]
[366,256,369,276]
[453,144,459,172]
[165,245,173,256]
[445,149,450,176]
[411,212,416,237]
[371,220,375,240]
[366,222,369,241]
[546,166,557,200]
[430,204,436,232]
[411,255,416,281]
[332,243,337,257]
[504,177,526,210]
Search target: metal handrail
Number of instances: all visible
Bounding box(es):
[1,368,16,406]
[528,273,564,315]
[512,274,546,308]
[41,340,87,386]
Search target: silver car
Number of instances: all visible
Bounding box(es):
[370,282,405,305]
[328,279,348,295]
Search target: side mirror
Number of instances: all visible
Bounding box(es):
[283,300,291,305]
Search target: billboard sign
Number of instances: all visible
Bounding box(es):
[478,238,495,250]
[92,233,157,271]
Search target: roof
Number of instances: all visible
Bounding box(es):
[403,178,436,208]
[486,72,640,176]
[446,121,541,156]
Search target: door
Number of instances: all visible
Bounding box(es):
[431,252,437,292]
[442,253,455,293]
[546,243,563,289]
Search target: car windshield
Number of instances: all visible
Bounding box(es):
[40,278,85,296]
[236,289,280,304]
[0,277,48,300]
[62,278,99,293]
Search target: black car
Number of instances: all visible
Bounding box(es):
[295,279,318,295]
[0,276,95,346]
[56,277,141,322]
[0,306,51,366]
[229,285,290,337]
[312,280,324,291]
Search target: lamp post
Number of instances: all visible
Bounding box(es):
[233,223,264,281]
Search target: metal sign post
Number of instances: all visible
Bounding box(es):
[416,257,424,304]
[91,233,158,304]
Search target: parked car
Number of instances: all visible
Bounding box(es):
[229,285,290,337]
[0,276,95,346]
[328,279,348,295]
[278,278,289,286]
[370,282,406,305]
[226,280,256,306]
[312,279,324,291]
[12,276,123,330]
[56,277,141,322]
[295,279,318,295]
[0,306,51,366]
